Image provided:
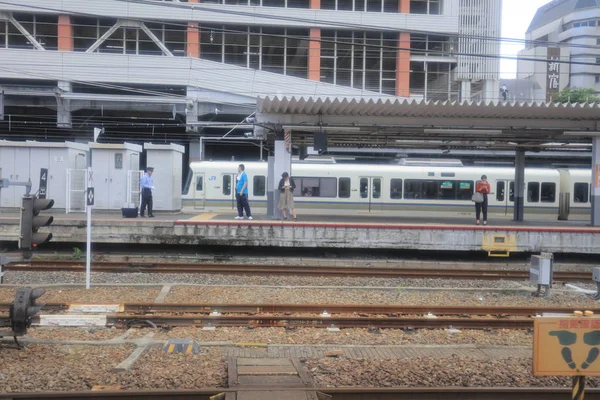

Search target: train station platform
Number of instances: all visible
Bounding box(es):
[0,210,598,255]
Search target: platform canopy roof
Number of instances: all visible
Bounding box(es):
[255,96,600,151]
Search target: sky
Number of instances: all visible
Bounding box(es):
[500,0,552,78]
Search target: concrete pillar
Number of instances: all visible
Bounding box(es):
[396,32,410,98]
[308,28,321,81]
[268,130,292,219]
[189,138,202,162]
[460,81,471,102]
[187,22,200,58]
[513,150,525,222]
[483,79,499,102]
[592,138,600,226]
[58,15,73,52]
[310,0,320,8]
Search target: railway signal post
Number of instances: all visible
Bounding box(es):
[534,311,600,400]
[18,195,54,260]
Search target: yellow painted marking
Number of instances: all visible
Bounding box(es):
[534,316,600,376]
[185,345,193,354]
[234,342,269,347]
[189,213,219,221]
[168,344,175,353]
[482,233,516,257]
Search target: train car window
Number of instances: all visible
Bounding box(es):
[527,182,540,203]
[196,176,203,191]
[338,178,351,198]
[574,182,589,203]
[404,180,440,200]
[390,179,402,199]
[253,176,266,196]
[222,175,231,196]
[296,177,337,197]
[457,181,474,200]
[440,181,455,200]
[373,179,381,199]
[183,168,193,195]
[496,182,505,202]
[360,178,368,198]
[441,172,455,177]
[541,182,556,203]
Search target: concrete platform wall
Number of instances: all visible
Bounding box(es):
[0,219,599,254]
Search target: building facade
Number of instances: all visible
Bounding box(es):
[517,0,600,102]
[0,0,501,150]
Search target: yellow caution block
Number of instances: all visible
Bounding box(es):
[189,213,218,221]
[482,233,516,257]
[209,394,227,400]
[162,338,200,354]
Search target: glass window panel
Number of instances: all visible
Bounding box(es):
[384,0,398,12]
[359,178,368,198]
[0,21,6,48]
[224,27,248,66]
[339,178,351,198]
[509,182,515,202]
[458,181,474,201]
[338,0,353,10]
[373,178,381,199]
[574,182,589,203]
[253,176,266,196]
[390,179,402,199]
[201,26,223,62]
[527,182,540,203]
[541,182,556,203]
[261,27,285,74]
[321,0,336,9]
[410,0,428,14]
[355,0,366,10]
[367,0,382,11]
[196,176,203,191]
[287,0,310,7]
[297,177,336,198]
[223,175,232,196]
[496,181,505,202]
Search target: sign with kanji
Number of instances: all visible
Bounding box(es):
[534,316,600,376]
[546,47,560,102]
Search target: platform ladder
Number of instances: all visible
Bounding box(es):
[66,169,87,213]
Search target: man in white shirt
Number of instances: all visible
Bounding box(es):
[140,167,155,218]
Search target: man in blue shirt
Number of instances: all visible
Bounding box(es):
[235,164,252,220]
[140,167,155,218]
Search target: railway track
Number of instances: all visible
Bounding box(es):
[4,260,592,280]
[2,302,594,329]
[1,387,599,400]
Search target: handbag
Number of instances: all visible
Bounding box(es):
[472,192,484,203]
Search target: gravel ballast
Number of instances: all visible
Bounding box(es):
[4,271,527,289]
[165,286,597,307]
[306,356,600,388]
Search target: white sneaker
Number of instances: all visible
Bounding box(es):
[247,216,253,220]
[234,216,243,220]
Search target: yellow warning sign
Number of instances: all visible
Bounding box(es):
[534,317,600,376]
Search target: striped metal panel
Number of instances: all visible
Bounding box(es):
[0,0,459,33]
[456,0,502,81]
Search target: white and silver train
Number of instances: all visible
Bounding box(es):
[182,161,593,220]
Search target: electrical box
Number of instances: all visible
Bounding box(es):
[530,253,553,286]
[593,267,600,282]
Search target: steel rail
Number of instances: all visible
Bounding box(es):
[0,302,596,317]
[1,387,600,400]
[106,314,533,329]
[4,260,591,280]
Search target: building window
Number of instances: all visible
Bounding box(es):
[2,14,58,50]
[321,0,398,12]
[321,30,397,94]
[201,26,308,78]
[596,76,600,84]
[403,179,473,201]
[596,57,600,65]
[410,0,441,14]
[253,176,266,196]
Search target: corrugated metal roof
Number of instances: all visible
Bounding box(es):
[527,0,599,32]
[257,96,600,119]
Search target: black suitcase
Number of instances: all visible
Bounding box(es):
[121,207,138,218]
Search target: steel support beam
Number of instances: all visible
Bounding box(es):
[5,13,45,51]
[513,150,525,222]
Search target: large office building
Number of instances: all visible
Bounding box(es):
[517,0,600,102]
[0,0,502,158]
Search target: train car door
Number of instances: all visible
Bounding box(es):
[359,177,383,212]
[193,173,205,210]
[221,173,235,209]
[495,180,514,215]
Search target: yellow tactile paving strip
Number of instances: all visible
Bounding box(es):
[189,213,219,221]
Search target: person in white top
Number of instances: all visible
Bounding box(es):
[277,172,297,221]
